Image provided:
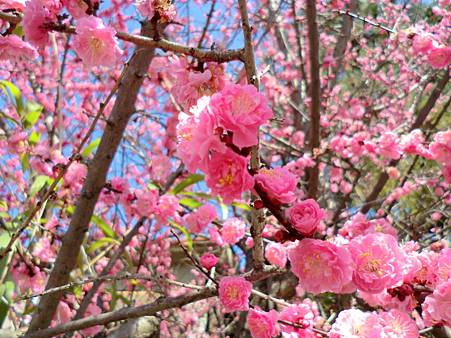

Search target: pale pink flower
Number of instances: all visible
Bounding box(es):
[177,97,226,172]
[64,162,87,187]
[73,16,122,68]
[155,195,179,223]
[435,248,451,285]
[442,165,451,184]
[279,304,315,336]
[329,309,382,338]
[377,132,401,160]
[54,301,73,325]
[254,167,297,205]
[429,130,451,166]
[81,304,102,336]
[247,308,279,338]
[379,309,419,338]
[200,253,218,270]
[218,276,252,312]
[62,0,90,18]
[286,199,325,236]
[210,83,273,148]
[427,46,451,69]
[221,217,246,245]
[205,149,254,204]
[288,239,354,294]
[149,154,171,183]
[33,237,56,262]
[422,280,451,327]
[264,242,287,268]
[135,189,159,217]
[0,35,38,61]
[349,233,404,293]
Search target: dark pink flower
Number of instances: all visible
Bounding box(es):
[218,276,252,312]
[247,308,279,338]
[255,167,297,205]
[286,199,325,236]
[200,253,218,270]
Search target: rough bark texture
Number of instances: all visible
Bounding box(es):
[26,21,158,333]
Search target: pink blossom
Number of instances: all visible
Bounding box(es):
[279,304,315,336]
[33,237,56,262]
[205,149,254,204]
[149,154,172,183]
[264,242,287,268]
[349,233,404,293]
[218,276,252,312]
[0,0,26,11]
[442,166,451,184]
[81,304,102,336]
[427,46,451,69]
[200,253,218,270]
[422,280,451,327]
[429,130,451,166]
[286,199,325,236]
[288,239,354,294]
[0,35,38,61]
[210,83,273,148]
[254,167,297,205]
[171,62,225,111]
[379,309,419,338]
[64,162,87,187]
[54,301,73,325]
[23,0,58,48]
[185,204,217,233]
[435,248,451,285]
[135,189,159,217]
[73,16,122,68]
[412,34,433,55]
[177,97,226,172]
[329,309,382,338]
[62,0,90,18]
[377,132,401,160]
[247,308,279,338]
[156,195,179,223]
[221,217,246,245]
[136,0,177,22]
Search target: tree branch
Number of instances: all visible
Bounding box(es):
[26,20,160,333]
[306,0,321,199]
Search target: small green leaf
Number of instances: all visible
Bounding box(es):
[29,175,50,197]
[231,202,251,211]
[81,138,101,158]
[20,153,29,171]
[172,174,204,195]
[179,197,202,209]
[91,215,118,239]
[87,237,120,254]
[0,80,23,114]
[220,202,228,220]
[28,131,41,145]
[169,220,193,251]
[22,102,42,128]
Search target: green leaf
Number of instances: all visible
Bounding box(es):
[179,197,202,209]
[220,202,228,220]
[169,220,193,251]
[20,153,29,171]
[28,131,41,145]
[0,299,8,327]
[87,237,120,254]
[12,24,23,37]
[22,102,43,129]
[81,138,100,158]
[91,215,118,239]
[0,80,23,114]
[231,202,251,211]
[29,175,50,197]
[172,174,204,195]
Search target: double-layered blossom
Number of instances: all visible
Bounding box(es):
[427,46,451,69]
[286,199,325,236]
[264,243,287,268]
[0,35,38,61]
[329,309,382,338]
[422,280,451,327]
[218,276,252,312]
[210,83,273,148]
[136,0,176,22]
[135,189,159,217]
[349,233,404,293]
[205,149,254,203]
[429,130,451,166]
[62,0,91,18]
[279,304,315,336]
[185,204,217,233]
[200,253,218,270]
[247,308,279,338]
[379,309,419,338]
[73,16,122,68]
[177,97,226,172]
[254,167,297,204]
[23,0,60,48]
[288,239,354,294]
[221,218,246,245]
